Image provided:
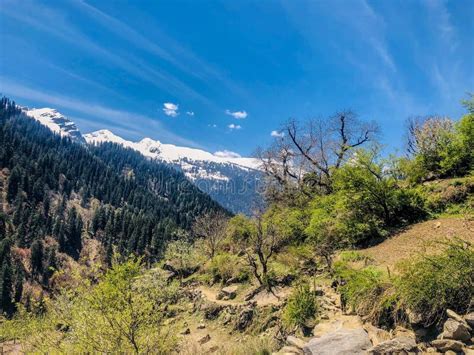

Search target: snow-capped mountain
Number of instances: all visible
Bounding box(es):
[24,108,85,143]
[84,130,264,215]
[23,107,263,214]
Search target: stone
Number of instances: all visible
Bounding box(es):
[431,339,464,352]
[392,325,416,339]
[180,328,190,335]
[407,309,424,325]
[234,307,254,331]
[198,334,211,345]
[279,346,303,354]
[464,312,474,328]
[368,336,417,354]
[302,328,371,355]
[447,309,467,325]
[208,345,219,353]
[444,351,456,355]
[363,323,391,346]
[197,323,206,329]
[439,318,471,342]
[201,303,223,320]
[221,286,238,299]
[286,335,306,349]
[463,347,474,355]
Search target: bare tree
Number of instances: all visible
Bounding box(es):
[257,111,378,199]
[243,214,283,291]
[192,211,228,258]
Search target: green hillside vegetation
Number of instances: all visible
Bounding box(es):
[1,95,473,353]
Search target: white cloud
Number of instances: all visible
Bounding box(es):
[271,130,284,138]
[186,111,194,116]
[214,150,242,159]
[208,123,217,128]
[163,102,179,117]
[225,109,248,119]
[228,123,242,130]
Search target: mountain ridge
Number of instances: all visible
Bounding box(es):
[24,107,264,215]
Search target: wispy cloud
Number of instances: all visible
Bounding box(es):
[225,109,248,119]
[163,102,179,117]
[186,111,195,116]
[214,150,241,158]
[0,78,199,147]
[0,2,213,106]
[270,130,284,138]
[228,123,242,130]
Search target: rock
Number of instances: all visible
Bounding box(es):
[363,323,391,346]
[434,221,441,229]
[286,336,306,349]
[424,347,439,353]
[447,309,467,324]
[444,351,456,355]
[464,312,474,328]
[197,323,206,329]
[438,318,471,342]
[201,303,223,320]
[464,347,474,355]
[220,285,238,299]
[368,336,417,354]
[208,345,219,353]
[198,334,211,345]
[431,339,464,352]
[180,328,190,335]
[392,325,416,340]
[302,328,371,355]
[279,346,303,354]
[234,307,254,331]
[407,309,424,325]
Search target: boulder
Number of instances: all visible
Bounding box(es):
[220,285,238,300]
[201,303,223,320]
[392,326,416,340]
[464,312,474,328]
[431,339,464,352]
[368,336,417,354]
[197,323,206,329]
[302,328,371,355]
[363,323,391,346]
[286,336,306,349]
[438,318,471,342]
[447,309,468,325]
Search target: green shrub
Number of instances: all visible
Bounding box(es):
[396,240,474,326]
[207,252,249,283]
[283,283,318,328]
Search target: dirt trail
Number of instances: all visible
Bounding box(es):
[198,285,290,307]
[362,217,473,269]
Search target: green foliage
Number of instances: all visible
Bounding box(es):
[1,258,178,353]
[283,283,318,328]
[206,252,249,283]
[164,238,204,279]
[396,240,474,326]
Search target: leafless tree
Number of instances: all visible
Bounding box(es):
[256,111,378,199]
[192,211,228,258]
[243,214,283,291]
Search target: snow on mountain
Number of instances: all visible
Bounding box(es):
[23,106,263,214]
[84,129,261,172]
[24,108,85,143]
[84,129,264,214]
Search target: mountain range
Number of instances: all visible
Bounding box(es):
[25,107,264,215]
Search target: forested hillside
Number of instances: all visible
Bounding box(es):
[0,97,225,316]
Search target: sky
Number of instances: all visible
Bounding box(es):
[0,0,473,156]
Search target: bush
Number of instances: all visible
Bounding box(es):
[282,283,318,329]
[396,240,474,326]
[207,252,249,283]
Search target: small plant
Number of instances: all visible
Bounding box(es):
[396,239,473,326]
[283,283,318,329]
[207,252,249,283]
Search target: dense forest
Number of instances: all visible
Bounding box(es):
[0,97,225,316]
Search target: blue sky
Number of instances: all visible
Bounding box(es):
[1,0,473,156]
